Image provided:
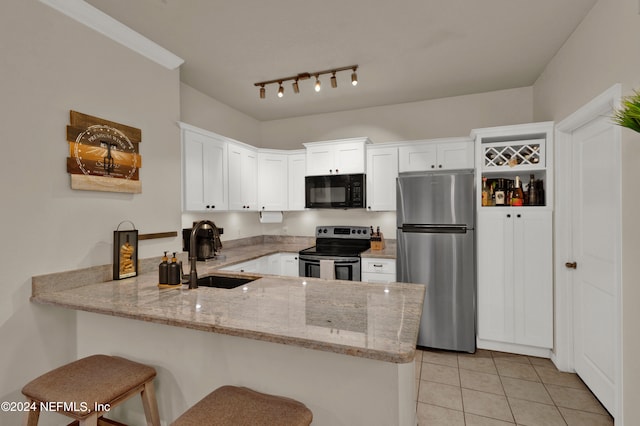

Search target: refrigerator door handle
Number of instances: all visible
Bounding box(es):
[400,224,468,234]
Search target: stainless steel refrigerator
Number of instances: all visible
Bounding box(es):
[396,170,476,353]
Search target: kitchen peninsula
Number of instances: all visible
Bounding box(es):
[31,238,424,426]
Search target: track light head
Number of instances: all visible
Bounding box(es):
[259,85,265,99]
[351,67,358,86]
[277,82,284,98]
[292,79,300,94]
[330,72,337,88]
[314,75,321,92]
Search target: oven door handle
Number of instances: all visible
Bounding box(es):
[299,256,360,264]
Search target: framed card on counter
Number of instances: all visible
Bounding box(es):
[113,222,138,280]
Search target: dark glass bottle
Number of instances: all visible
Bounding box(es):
[527,174,537,206]
[159,251,169,284]
[495,178,505,206]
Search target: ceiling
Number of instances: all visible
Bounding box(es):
[85,0,597,122]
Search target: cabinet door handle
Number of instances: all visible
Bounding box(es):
[438,164,442,168]
[336,169,339,173]
[431,165,435,169]
[517,214,521,218]
[506,214,511,218]
[565,262,577,269]
[373,264,383,268]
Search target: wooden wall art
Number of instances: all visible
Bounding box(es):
[66,110,142,193]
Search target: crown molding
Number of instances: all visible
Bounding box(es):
[39,0,184,70]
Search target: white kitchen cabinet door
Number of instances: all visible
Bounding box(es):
[304,138,369,176]
[258,152,288,211]
[228,143,258,211]
[437,141,474,170]
[477,210,513,343]
[398,139,474,172]
[398,143,438,172]
[513,210,553,348]
[334,141,367,175]
[280,253,299,277]
[305,145,335,176]
[366,147,398,211]
[182,128,228,211]
[477,209,552,349]
[287,152,306,210]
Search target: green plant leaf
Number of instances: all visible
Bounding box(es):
[613,90,640,133]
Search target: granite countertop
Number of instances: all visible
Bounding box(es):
[31,238,422,364]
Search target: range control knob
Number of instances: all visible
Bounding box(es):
[323,229,328,233]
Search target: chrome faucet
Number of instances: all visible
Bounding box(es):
[185,220,222,289]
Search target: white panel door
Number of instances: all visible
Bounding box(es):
[334,141,366,174]
[398,143,437,172]
[477,210,514,343]
[366,147,398,211]
[288,153,306,210]
[182,130,228,211]
[513,210,553,348]
[437,141,474,170]
[571,114,619,415]
[258,152,288,211]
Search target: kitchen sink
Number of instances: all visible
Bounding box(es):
[196,274,257,289]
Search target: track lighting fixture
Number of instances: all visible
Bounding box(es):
[254,64,358,99]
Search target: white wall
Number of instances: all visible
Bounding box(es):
[0,0,182,424]
[533,0,640,423]
[180,83,262,146]
[261,87,533,149]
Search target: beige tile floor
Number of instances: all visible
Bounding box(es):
[415,348,614,426]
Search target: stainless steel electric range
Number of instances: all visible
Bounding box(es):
[299,226,371,281]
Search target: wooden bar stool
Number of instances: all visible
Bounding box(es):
[171,385,312,426]
[21,354,160,426]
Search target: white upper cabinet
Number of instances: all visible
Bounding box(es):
[398,138,474,172]
[303,138,370,176]
[366,145,398,211]
[180,123,228,212]
[287,151,306,211]
[228,142,258,211]
[258,151,288,211]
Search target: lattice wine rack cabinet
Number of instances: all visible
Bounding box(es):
[482,139,545,171]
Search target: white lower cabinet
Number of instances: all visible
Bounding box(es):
[220,253,299,277]
[361,258,396,283]
[477,209,553,350]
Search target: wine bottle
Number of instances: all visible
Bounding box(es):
[512,176,524,206]
[495,178,505,206]
[481,177,489,206]
[527,174,537,206]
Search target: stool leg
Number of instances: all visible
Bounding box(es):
[140,381,160,426]
[78,411,98,426]
[21,400,39,426]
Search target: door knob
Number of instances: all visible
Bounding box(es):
[565,261,577,269]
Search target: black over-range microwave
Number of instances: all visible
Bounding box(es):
[305,173,366,209]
